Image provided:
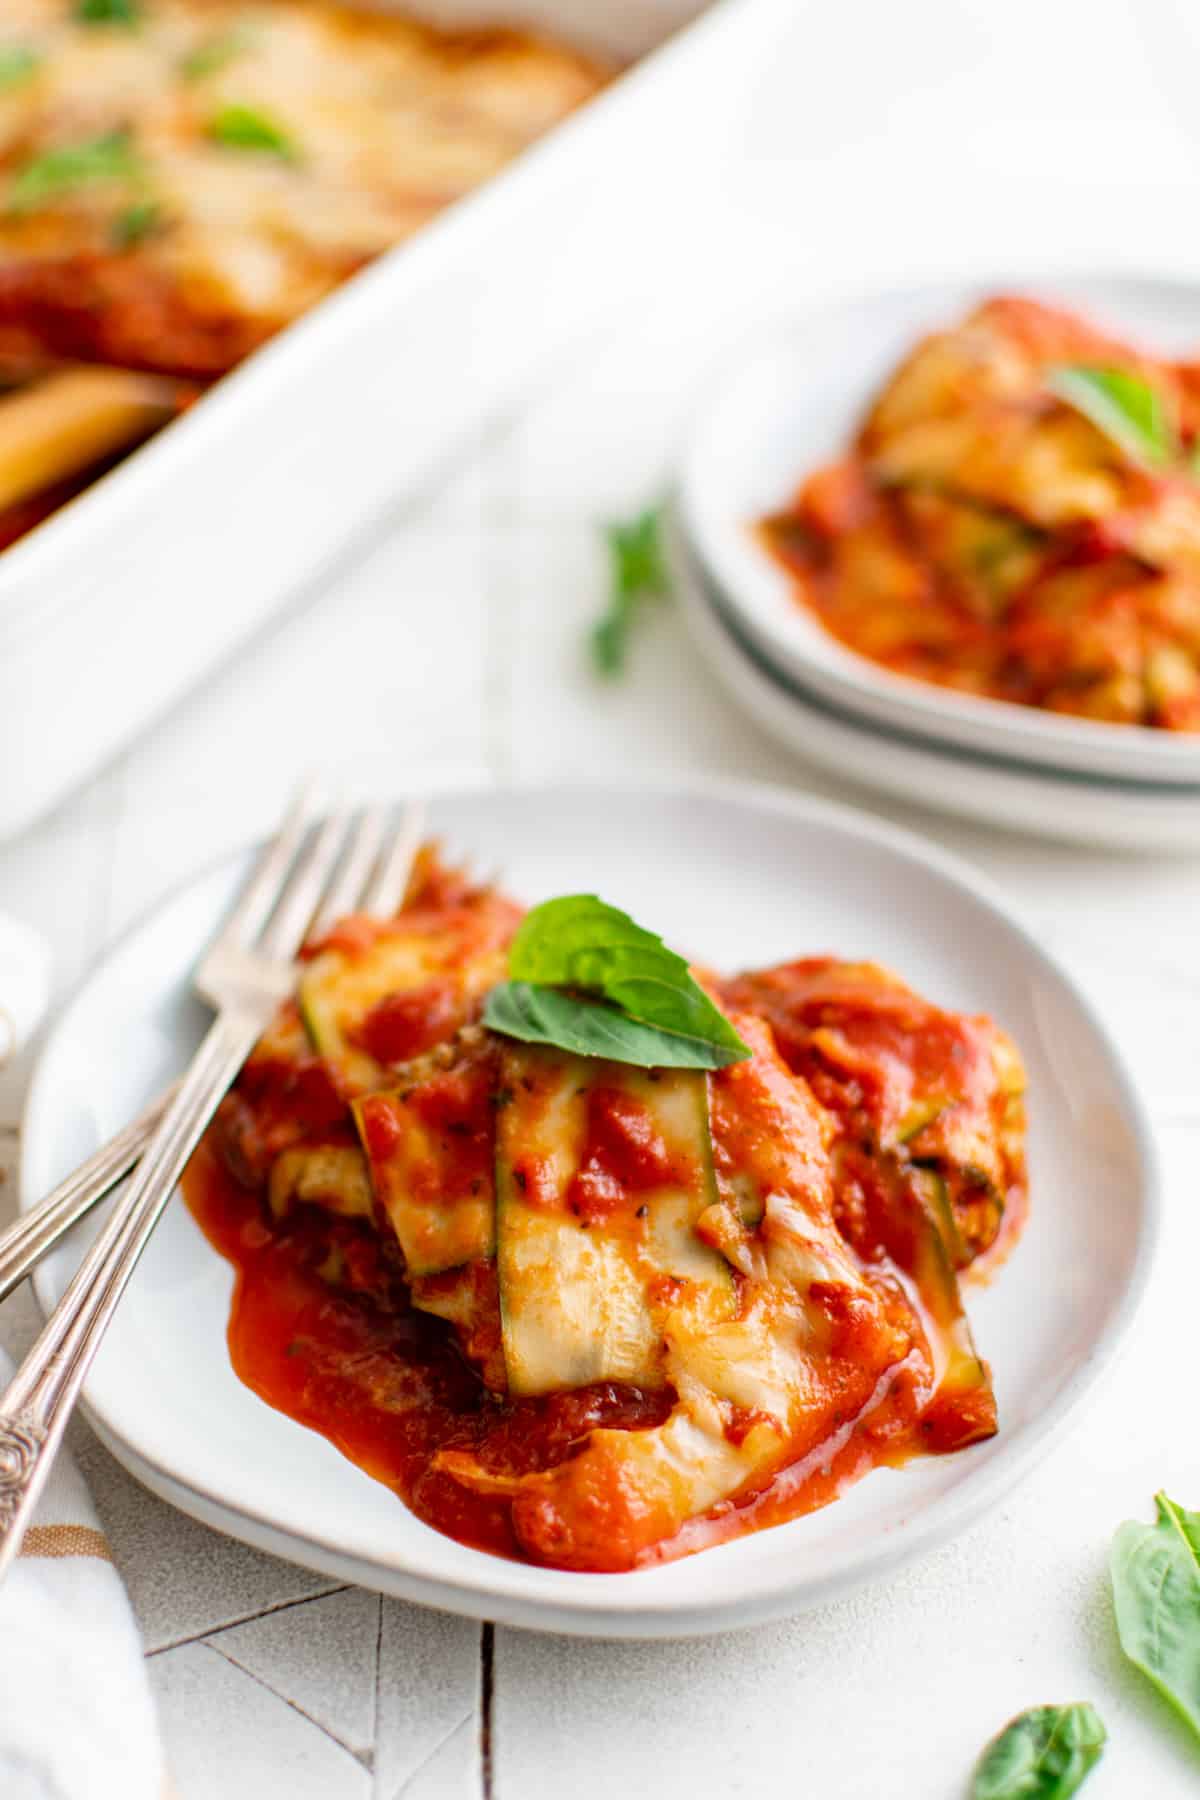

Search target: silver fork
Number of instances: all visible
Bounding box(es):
[0,802,423,1306]
[0,788,423,1579]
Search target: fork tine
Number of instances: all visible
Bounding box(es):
[359,799,427,919]
[220,779,321,951]
[306,806,388,942]
[257,807,354,961]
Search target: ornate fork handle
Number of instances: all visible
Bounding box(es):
[0,1411,46,1533]
[0,1012,258,1577]
[0,1086,174,1306]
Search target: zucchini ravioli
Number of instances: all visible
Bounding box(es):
[761,295,1200,730]
[182,851,1028,1572]
[0,1,607,378]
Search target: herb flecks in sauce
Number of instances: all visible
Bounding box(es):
[8,132,144,213]
[207,104,299,161]
[0,46,41,88]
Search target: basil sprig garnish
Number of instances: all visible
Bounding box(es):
[971,1704,1106,1799]
[590,505,669,676]
[485,982,742,1069]
[1111,1491,1200,1742]
[483,895,750,1070]
[181,29,252,80]
[8,131,144,212]
[1047,364,1174,469]
[110,198,162,248]
[208,104,298,161]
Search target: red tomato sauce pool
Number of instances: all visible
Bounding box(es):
[182,1140,933,1568]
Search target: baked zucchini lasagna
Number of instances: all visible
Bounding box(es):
[182,847,1028,1572]
[761,295,1200,731]
[0,0,606,541]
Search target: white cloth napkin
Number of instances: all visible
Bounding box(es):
[0,1350,166,1800]
[0,921,165,1798]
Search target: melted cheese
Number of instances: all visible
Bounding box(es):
[494,1048,733,1397]
[0,1,607,371]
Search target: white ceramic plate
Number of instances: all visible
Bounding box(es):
[21,784,1157,1637]
[678,275,1200,788]
[674,529,1200,852]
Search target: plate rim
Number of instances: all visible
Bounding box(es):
[673,520,1200,852]
[684,526,1200,798]
[678,272,1200,786]
[19,777,1163,1636]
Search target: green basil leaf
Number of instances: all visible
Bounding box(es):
[609,506,669,597]
[207,104,298,161]
[590,505,668,677]
[484,982,743,1070]
[1111,1491,1200,1742]
[110,197,161,248]
[181,29,253,81]
[0,46,42,89]
[972,1704,1106,1799]
[75,0,139,23]
[8,131,142,212]
[1047,364,1174,469]
[494,893,749,1067]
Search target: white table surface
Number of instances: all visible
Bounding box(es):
[5,0,1200,1792]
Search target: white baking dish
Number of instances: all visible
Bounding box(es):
[0,0,773,838]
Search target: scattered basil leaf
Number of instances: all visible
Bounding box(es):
[207,103,298,161]
[0,46,42,89]
[484,982,746,1070]
[1111,1491,1200,1742]
[972,1704,1106,1799]
[75,0,139,23]
[110,198,161,248]
[8,131,142,213]
[484,893,750,1069]
[181,29,252,81]
[1047,364,1174,469]
[590,504,669,676]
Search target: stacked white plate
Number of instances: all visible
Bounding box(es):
[675,276,1200,852]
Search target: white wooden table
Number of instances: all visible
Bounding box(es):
[5,1,1200,1790]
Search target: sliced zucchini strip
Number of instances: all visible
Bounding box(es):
[905,1168,991,1411]
[246,1000,310,1072]
[353,1059,495,1278]
[834,1146,994,1445]
[502,1278,892,1569]
[267,1145,373,1222]
[724,960,1027,1266]
[495,1045,732,1397]
[410,1260,506,1393]
[300,921,507,1095]
[454,1016,928,1566]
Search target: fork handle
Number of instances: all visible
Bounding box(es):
[0,1085,175,1305]
[0,1012,258,1577]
